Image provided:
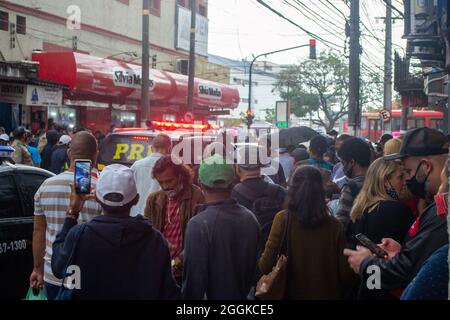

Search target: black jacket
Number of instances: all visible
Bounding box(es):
[52,214,180,300]
[359,203,448,291]
[40,130,59,171]
[49,145,69,174]
[231,178,286,256]
[352,200,415,300]
[182,199,260,300]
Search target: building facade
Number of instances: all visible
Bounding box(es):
[0,0,232,133]
[208,54,283,121]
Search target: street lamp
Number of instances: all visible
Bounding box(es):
[247,42,315,129]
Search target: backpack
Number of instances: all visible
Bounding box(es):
[233,182,283,250]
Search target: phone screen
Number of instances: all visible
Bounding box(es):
[75,160,92,194]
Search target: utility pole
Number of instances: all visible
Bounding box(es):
[187,0,196,119]
[348,0,360,136]
[383,0,393,133]
[141,0,150,127]
[286,80,290,128]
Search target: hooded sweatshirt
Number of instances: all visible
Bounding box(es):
[52,214,180,300]
[41,130,59,171]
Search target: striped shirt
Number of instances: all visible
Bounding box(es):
[336,175,365,229]
[163,199,183,259]
[34,171,102,286]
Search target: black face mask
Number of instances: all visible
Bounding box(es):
[343,161,354,179]
[405,161,430,199]
[385,181,400,200]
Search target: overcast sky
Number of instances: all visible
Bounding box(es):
[208,0,406,74]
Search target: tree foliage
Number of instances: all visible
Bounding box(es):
[273,50,383,131]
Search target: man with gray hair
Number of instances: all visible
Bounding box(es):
[231,145,286,256]
[130,133,172,217]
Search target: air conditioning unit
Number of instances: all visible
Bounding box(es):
[424,72,448,97]
[176,59,189,75]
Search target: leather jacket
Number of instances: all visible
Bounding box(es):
[359,203,448,290]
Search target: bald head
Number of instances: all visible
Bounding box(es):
[68,131,98,163]
[152,133,172,154]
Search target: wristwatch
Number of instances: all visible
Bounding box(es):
[66,209,80,220]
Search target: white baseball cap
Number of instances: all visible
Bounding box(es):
[0,134,9,142]
[96,164,137,207]
[58,135,72,145]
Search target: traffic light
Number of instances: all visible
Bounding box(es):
[244,110,255,127]
[309,39,316,59]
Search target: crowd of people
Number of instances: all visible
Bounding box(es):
[0,122,107,174]
[23,125,449,300]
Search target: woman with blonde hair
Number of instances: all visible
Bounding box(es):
[383,137,422,217]
[350,157,414,300]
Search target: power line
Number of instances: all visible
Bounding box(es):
[381,0,404,18]
[323,0,348,19]
[282,0,346,41]
[254,0,345,50]
[303,0,347,29]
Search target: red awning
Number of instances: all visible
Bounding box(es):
[32,52,239,109]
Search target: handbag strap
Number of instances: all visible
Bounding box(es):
[277,210,290,257]
[63,223,88,276]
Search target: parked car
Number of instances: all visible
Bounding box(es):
[0,161,54,300]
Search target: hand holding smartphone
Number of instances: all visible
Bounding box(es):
[74,160,92,194]
[355,233,388,259]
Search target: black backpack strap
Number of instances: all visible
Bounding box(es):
[264,182,281,198]
[233,182,260,202]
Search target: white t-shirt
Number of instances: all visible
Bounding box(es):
[34,171,102,286]
[130,153,162,217]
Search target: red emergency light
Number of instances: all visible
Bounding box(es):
[151,121,210,131]
[132,136,150,141]
[113,128,148,133]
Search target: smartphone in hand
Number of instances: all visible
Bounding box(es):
[355,233,388,259]
[74,160,92,194]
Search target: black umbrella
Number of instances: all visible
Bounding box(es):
[278,126,319,148]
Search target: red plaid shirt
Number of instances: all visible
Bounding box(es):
[163,198,183,260]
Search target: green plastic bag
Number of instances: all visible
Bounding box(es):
[24,287,47,300]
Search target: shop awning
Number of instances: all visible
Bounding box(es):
[32,52,239,109]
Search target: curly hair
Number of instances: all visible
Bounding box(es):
[152,155,193,186]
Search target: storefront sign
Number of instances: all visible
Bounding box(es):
[176,5,209,57]
[0,83,62,106]
[26,85,62,106]
[112,67,155,90]
[0,83,26,104]
[198,83,222,100]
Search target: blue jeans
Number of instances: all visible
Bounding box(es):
[45,282,61,300]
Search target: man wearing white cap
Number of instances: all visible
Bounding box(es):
[0,133,10,146]
[52,164,179,300]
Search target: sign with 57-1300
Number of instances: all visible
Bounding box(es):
[0,240,27,255]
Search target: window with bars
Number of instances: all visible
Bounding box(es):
[16,15,26,35]
[0,11,8,31]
